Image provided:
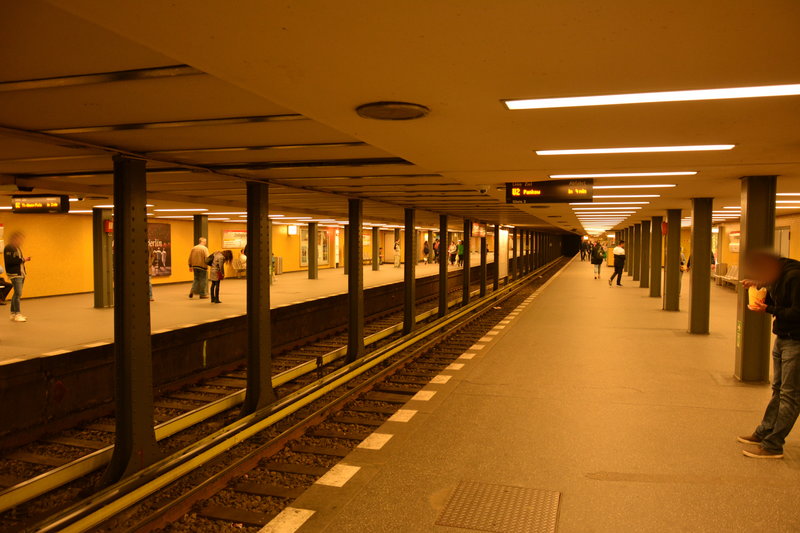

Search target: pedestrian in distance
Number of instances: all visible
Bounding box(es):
[148,245,156,302]
[433,238,440,263]
[423,240,430,264]
[457,240,465,267]
[608,240,626,287]
[393,240,401,268]
[0,272,13,306]
[208,249,234,304]
[448,241,457,266]
[188,237,210,299]
[4,231,30,322]
[590,242,605,279]
[738,249,800,459]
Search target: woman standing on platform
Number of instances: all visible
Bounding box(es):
[208,250,234,304]
[4,232,30,322]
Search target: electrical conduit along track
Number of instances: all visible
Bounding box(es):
[0,280,480,522]
[29,258,566,533]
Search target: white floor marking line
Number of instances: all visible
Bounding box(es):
[493,325,505,330]
[446,363,465,371]
[388,409,417,422]
[358,432,393,450]
[83,341,109,348]
[430,374,452,384]
[411,390,437,401]
[315,464,360,487]
[42,349,68,357]
[469,344,485,350]
[478,336,493,342]
[485,330,499,335]
[258,507,315,533]
[459,353,476,360]
[152,328,172,334]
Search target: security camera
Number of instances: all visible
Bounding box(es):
[478,185,490,194]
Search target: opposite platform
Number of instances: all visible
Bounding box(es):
[275,259,797,533]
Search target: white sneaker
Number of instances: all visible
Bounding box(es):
[9,313,15,321]
[13,314,27,322]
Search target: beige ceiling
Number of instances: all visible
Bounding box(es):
[4,1,800,233]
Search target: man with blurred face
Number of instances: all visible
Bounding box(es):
[739,249,800,459]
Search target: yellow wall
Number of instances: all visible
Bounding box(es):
[716,213,800,268]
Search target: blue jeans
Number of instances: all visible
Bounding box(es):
[10,276,24,314]
[191,268,208,297]
[755,337,800,452]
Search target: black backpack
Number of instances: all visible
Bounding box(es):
[205,254,215,267]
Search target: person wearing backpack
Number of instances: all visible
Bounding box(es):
[188,237,210,299]
[208,250,234,304]
[590,242,605,279]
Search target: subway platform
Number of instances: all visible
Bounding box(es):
[272,259,798,533]
[0,260,479,364]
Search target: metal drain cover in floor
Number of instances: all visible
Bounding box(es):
[436,480,560,533]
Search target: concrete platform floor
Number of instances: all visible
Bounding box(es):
[280,259,798,533]
[0,259,482,364]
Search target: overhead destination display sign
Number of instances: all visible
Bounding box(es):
[12,195,70,214]
[506,180,593,204]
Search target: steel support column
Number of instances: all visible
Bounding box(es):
[438,214,448,317]
[663,209,682,311]
[736,176,777,381]
[623,228,630,273]
[239,181,277,415]
[632,223,641,281]
[650,216,663,298]
[493,224,500,290]
[426,229,434,265]
[689,198,713,334]
[462,219,472,305]
[404,208,416,333]
[480,234,487,297]
[103,155,158,484]
[372,226,380,271]
[640,220,651,289]
[92,207,113,308]
[193,214,208,247]
[347,199,365,362]
[307,222,318,279]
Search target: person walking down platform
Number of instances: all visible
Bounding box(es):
[208,250,233,304]
[739,250,800,459]
[457,240,465,267]
[448,241,457,266]
[608,240,626,287]
[423,240,430,264]
[4,232,30,322]
[188,237,210,299]
[591,242,605,279]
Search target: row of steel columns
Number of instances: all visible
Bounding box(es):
[102,158,558,484]
[617,175,776,383]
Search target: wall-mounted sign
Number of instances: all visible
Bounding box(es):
[471,222,487,238]
[223,229,247,249]
[147,223,172,277]
[505,180,593,204]
[11,195,70,214]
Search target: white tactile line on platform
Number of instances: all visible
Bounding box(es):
[315,464,360,487]
[478,336,493,342]
[152,328,172,334]
[485,330,499,335]
[181,323,198,328]
[446,363,465,371]
[469,344,485,350]
[41,349,69,357]
[493,325,505,331]
[430,374,452,384]
[459,353,476,360]
[258,507,315,533]
[411,390,437,401]
[388,409,417,422]
[83,341,109,348]
[357,432,393,450]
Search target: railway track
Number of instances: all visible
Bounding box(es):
[23,258,565,533]
[0,280,482,531]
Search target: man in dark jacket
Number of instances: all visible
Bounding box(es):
[739,250,800,459]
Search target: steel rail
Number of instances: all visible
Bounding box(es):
[0,287,480,513]
[30,260,561,533]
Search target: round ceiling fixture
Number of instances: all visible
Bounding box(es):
[356,101,430,120]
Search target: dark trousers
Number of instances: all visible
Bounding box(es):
[0,281,12,301]
[756,338,800,452]
[210,279,221,301]
[610,264,624,285]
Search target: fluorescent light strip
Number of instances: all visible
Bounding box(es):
[594,184,676,189]
[593,195,659,198]
[569,201,648,205]
[550,171,696,178]
[537,145,734,156]
[153,208,208,212]
[777,206,800,209]
[573,207,640,211]
[777,193,800,196]
[505,84,800,110]
[723,206,742,209]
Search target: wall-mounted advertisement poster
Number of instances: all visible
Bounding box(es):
[223,230,247,249]
[147,223,172,277]
[300,227,330,266]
